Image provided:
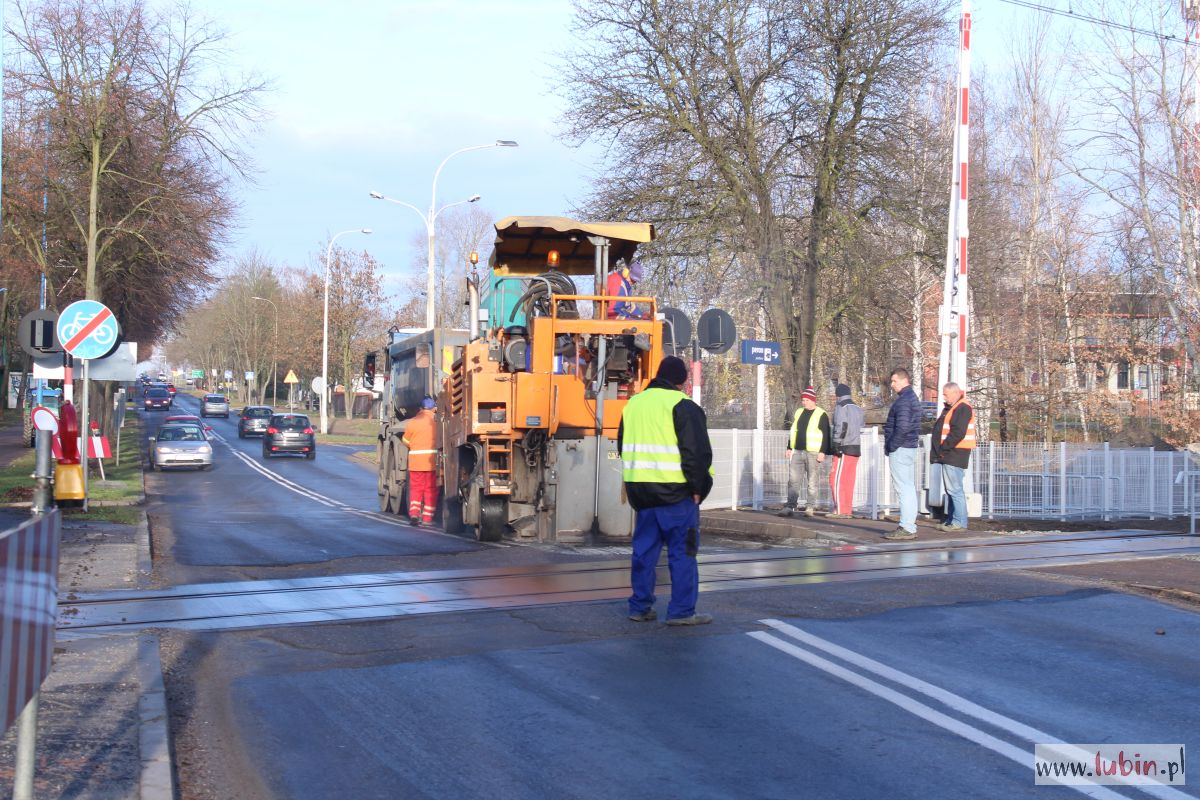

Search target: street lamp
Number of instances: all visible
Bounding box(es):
[371,139,517,330]
[322,228,372,435]
[251,296,279,409]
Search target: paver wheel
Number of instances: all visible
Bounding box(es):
[477,495,507,543]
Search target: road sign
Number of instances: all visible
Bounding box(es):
[283,370,299,384]
[659,307,692,355]
[223,370,233,381]
[740,340,782,365]
[211,369,217,377]
[311,377,325,394]
[31,406,59,433]
[697,308,736,354]
[18,309,62,357]
[191,369,204,378]
[56,300,120,360]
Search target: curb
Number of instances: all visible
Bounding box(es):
[137,633,175,800]
[137,513,153,589]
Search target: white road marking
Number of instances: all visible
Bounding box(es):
[757,620,1196,800]
[749,630,1137,800]
[206,429,497,544]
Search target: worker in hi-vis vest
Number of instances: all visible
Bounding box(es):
[929,382,976,532]
[778,385,832,518]
[402,396,440,527]
[618,355,714,626]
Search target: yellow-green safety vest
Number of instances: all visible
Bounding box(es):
[789,406,827,452]
[621,387,690,484]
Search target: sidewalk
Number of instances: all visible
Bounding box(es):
[0,416,170,800]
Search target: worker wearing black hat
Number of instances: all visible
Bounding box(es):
[618,355,714,625]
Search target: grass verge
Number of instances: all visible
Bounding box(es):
[0,415,144,506]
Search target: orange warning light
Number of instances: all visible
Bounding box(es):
[547,249,560,268]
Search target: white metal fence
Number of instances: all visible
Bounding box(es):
[702,428,1200,522]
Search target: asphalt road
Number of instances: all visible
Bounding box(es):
[160,571,1200,800]
[141,395,484,582]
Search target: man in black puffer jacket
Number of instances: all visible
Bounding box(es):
[882,368,922,540]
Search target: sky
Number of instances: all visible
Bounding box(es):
[196,0,597,297]
[182,0,1154,299]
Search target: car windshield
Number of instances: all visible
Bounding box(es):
[245,408,272,418]
[272,416,310,431]
[147,389,169,398]
[158,427,204,442]
[205,396,226,403]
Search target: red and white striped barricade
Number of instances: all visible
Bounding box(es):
[0,509,61,732]
[87,435,112,459]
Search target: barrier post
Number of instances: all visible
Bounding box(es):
[730,429,739,510]
[13,694,39,800]
[1059,442,1067,521]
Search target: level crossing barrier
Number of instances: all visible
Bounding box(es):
[701,430,1198,524]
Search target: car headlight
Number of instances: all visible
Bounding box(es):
[198,446,211,454]
[156,446,173,454]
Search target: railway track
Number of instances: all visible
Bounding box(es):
[58,530,1199,635]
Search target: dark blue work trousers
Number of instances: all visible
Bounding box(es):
[628,496,700,620]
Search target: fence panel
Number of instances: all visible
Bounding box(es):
[700,428,1194,521]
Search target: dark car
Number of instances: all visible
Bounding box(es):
[238,406,273,438]
[262,414,316,459]
[143,387,172,410]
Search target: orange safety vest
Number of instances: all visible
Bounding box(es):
[402,410,439,471]
[942,400,976,449]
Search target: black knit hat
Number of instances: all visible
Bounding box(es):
[656,355,689,386]
[835,383,852,398]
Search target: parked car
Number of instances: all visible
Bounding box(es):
[201,394,230,418]
[237,406,274,438]
[164,414,214,437]
[148,424,212,470]
[262,413,316,459]
[143,387,172,410]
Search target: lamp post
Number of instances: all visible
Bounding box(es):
[251,296,278,409]
[322,228,371,435]
[371,139,517,330]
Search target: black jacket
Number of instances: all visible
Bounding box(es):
[617,378,714,510]
[930,400,973,469]
[883,385,921,454]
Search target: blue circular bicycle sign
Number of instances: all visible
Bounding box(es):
[56,300,120,360]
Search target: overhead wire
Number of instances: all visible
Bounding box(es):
[992,0,1200,48]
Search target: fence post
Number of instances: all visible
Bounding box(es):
[1059,441,1067,521]
[1103,442,1111,522]
[868,427,879,520]
[984,442,992,519]
[730,429,739,510]
[1147,446,1155,520]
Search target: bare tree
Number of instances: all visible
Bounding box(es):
[559,0,951,401]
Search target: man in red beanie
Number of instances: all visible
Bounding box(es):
[778,385,831,518]
[618,355,714,625]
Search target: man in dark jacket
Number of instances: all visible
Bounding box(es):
[929,382,975,532]
[883,368,922,540]
[618,356,714,626]
[828,383,864,518]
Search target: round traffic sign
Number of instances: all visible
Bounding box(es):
[18,309,62,357]
[31,406,59,433]
[56,300,120,360]
[311,377,326,394]
[659,307,692,356]
[697,308,737,354]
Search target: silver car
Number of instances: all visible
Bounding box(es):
[201,394,230,418]
[148,424,213,470]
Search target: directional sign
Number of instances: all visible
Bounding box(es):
[311,377,325,394]
[56,300,119,360]
[283,370,299,384]
[190,369,204,378]
[244,371,255,381]
[740,340,782,365]
[223,370,233,381]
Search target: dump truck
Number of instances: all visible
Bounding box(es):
[374,216,664,543]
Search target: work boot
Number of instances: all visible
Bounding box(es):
[775,508,794,518]
[408,516,420,527]
[804,506,815,518]
[628,609,657,622]
[884,527,916,541]
[666,614,713,626]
